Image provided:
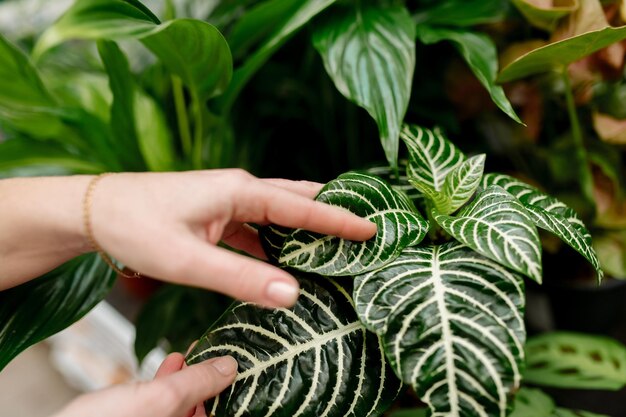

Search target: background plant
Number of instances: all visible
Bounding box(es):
[1,0,626,416]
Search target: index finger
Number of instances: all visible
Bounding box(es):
[238,182,377,241]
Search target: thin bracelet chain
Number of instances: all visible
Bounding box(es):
[83,173,141,279]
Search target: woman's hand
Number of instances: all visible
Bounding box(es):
[0,170,376,307]
[53,353,236,417]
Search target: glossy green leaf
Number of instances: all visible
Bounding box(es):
[0,33,65,138]
[187,276,402,417]
[435,154,486,215]
[354,242,526,417]
[509,388,555,417]
[279,172,428,276]
[0,254,116,371]
[498,26,626,83]
[35,1,232,101]
[511,0,578,32]
[0,137,106,174]
[552,408,610,417]
[413,0,509,27]
[259,225,292,264]
[435,186,543,283]
[133,89,175,171]
[48,72,113,124]
[365,161,424,206]
[313,3,416,169]
[483,173,602,281]
[401,124,465,196]
[525,332,626,390]
[218,0,337,112]
[416,27,522,124]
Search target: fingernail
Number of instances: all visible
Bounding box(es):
[211,356,238,376]
[266,280,300,306]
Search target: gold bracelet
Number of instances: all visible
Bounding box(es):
[83,173,141,279]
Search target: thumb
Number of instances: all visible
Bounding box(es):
[150,356,238,416]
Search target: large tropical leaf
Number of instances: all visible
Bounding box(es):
[415,27,522,124]
[312,2,416,169]
[509,388,555,417]
[187,276,402,417]
[435,186,543,283]
[483,173,602,281]
[354,242,526,417]
[511,0,578,31]
[34,1,232,101]
[279,172,428,275]
[400,124,466,196]
[524,332,626,390]
[0,254,116,371]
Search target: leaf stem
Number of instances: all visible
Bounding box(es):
[192,94,204,169]
[172,76,192,160]
[561,68,596,212]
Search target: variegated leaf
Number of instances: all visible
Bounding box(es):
[438,154,486,215]
[354,242,526,417]
[435,185,543,283]
[187,276,402,417]
[400,124,465,195]
[365,161,424,206]
[259,224,292,264]
[279,172,428,275]
[483,173,602,281]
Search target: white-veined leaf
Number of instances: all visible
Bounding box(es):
[312,3,415,169]
[400,124,466,196]
[525,332,626,390]
[354,242,525,417]
[437,154,486,215]
[187,276,402,417]
[435,185,543,283]
[365,160,425,206]
[259,224,292,264]
[483,173,602,281]
[279,172,428,275]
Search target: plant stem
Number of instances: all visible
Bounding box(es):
[561,68,596,211]
[192,94,204,169]
[172,76,192,160]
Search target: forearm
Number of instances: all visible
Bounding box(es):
[0,175,93,289]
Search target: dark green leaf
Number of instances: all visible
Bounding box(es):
[187,276,402,417]
[0,33,65,138]
[313,3,416,169]
[498,26,626,83]
[387,408,428,417]
[414,0,509,27]
[525,332,626,390]
[511,0,578,32]
[0,254,116,371]
[355,242,526,417]
[416,26,522,124]
[280,172,428,275]
[435,186,543,283]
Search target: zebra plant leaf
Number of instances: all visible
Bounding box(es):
[400,125,465,197]
[437,154,486,215]
[354,242,526,417]
[435,185,543,283]
[187,275,402,417]
[483,173,602,281]
[279,172,428,275]
[524,332,626,390]
[365,160,425,207]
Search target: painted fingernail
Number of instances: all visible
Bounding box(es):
[211,356,238,376]
[266,280,300,306]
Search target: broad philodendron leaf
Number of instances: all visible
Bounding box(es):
[435,186,543,283]
[511,0,579,32]
[354,242,525,417]
[0,254,116,371]
[415,27,522,124]
[413,0,509,27]
[187,276,402,417]
[435,154,486,215]
[483,173,602,281]
[312,3,416,169]
[279,172,428,275]
[498,25,626,82]
[35,1,232,101]
[0,33,65,138]
[524,332,626,390]
[401,124,466,197]
[509,388,555,417]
